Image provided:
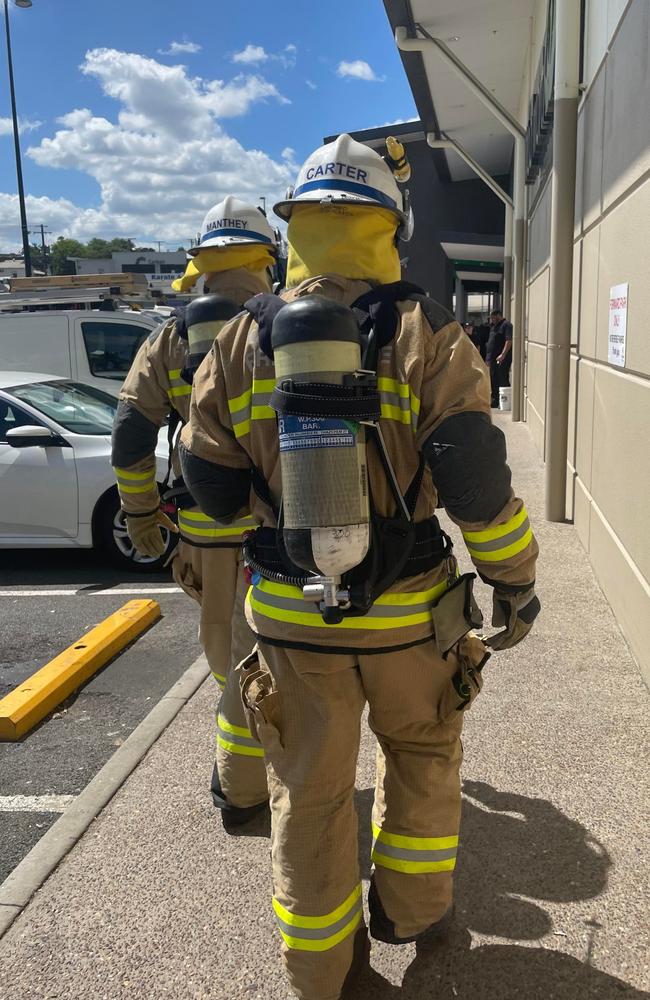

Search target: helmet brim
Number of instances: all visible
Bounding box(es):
[188,234,277,256]
[273,191,405,226]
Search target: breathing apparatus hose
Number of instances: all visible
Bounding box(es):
[242,533,311,590]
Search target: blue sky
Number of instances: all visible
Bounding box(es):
[0,0,417,250]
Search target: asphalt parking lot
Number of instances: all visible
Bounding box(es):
[0,548,203,884]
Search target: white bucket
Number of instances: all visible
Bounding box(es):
[499,386,512,412]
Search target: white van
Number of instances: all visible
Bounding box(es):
[0,309,160,397]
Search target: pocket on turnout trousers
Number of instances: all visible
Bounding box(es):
[438,632,491,724]
[239,648,283,753]
[171,553,202,604]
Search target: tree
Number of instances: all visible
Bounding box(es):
[50,237,87,275]
[108,238,135,252]
[28,243,49,274]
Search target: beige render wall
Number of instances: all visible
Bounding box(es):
[524,0,650,683]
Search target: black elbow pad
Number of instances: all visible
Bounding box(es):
[112,401,159,467]
[423,412,512,522]
[179,443,250,522]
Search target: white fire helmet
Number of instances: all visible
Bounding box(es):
[188,195,278,256]
[273,134,413,240]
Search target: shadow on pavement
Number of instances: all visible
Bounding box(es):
[351,781,642,998]
[0,548,170,586]
[355,932,650,999]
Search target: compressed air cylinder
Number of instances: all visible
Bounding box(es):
[271,295,370,578]
[184,294,240,379]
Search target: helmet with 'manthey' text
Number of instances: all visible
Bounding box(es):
[189,195,277,256]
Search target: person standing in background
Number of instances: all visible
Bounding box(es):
[485,309,512,407]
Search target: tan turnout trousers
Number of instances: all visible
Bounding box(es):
[173,545,267,809]
[241,636,475,1000]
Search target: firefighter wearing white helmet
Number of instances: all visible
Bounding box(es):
[180,137,539,999]
[113,195,276,826]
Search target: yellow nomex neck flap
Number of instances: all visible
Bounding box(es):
[286,204,401,289]
[172,244,275,292]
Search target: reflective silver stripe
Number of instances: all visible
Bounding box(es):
[166,370,191,398]
[464,517,531,554]
[252,588,433,620]
[274,898,363,941]
[372,842,457,864]
[216,726,261,753]
[380,390,410,413]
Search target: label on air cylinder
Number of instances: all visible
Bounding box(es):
[278,415,356,452]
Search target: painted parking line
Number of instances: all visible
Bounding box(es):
[0,795,76,813]
[0,588,182,597]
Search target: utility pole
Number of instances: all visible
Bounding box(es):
[32,223,50,273]
[3,0,33,276]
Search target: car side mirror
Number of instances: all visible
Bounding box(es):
[5,425,65,448]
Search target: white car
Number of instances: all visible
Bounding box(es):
[0,372,176,570]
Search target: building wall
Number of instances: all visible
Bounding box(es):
[523,0,650,683]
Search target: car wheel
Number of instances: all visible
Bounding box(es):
[95,491,178,572]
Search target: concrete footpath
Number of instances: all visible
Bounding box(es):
[0,416,649,1000]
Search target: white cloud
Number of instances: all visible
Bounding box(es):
[158,39,202,55]
[305,79,317,90]
[0,117,42,136]
[233,42,297,69]
[337,60,384,82]
[0,48,295,251]
[233,44,268,65]
[281,146,296,161]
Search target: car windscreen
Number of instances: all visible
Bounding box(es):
[10,380,117,436]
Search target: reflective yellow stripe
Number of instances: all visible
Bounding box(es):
[212,670,226,689]
[462,506,528,544]
[234,419,251,439]
[118,482,157,494]
[227,379,275,415]
[381,402,412,424]
[371,824,458,851]
[216,735,265,757]
[217,714,253,739]
[228,387,252,414]
[167,385,192,398]
[251,404,275,420]
[247,580,447,631]
[178,510,255,539]
[466,529,533,562]
[273,885,361,929]
[113,467,155,482]
[273,884,363,952]
[371,855,456,874]
[378,377,410,398]
[168,368,182,379]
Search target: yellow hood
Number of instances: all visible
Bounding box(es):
[286,203,401,289]
[172,244,275,292]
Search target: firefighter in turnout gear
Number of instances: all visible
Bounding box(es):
[180,136,540,1000]
[112,196,277,823]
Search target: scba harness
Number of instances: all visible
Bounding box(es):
[242,282,453,624]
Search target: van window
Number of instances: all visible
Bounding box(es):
[81,321,149,380]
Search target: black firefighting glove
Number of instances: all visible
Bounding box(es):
[486,586,540,651]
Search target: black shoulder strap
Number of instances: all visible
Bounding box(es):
[243,293,286,360]
[172,305,188,340]
[162,408,181,493]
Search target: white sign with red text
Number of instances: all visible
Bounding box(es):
[608,283,628,367]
